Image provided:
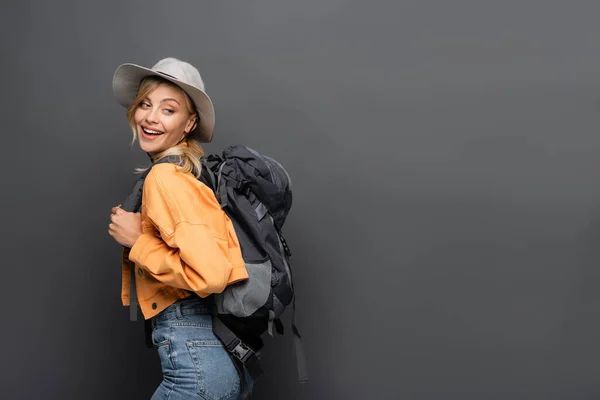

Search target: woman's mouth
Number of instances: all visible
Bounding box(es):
[140,126,164,138]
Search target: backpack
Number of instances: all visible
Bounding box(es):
[200,146,307,386]
[121,145,307,395]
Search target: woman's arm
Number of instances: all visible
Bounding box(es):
[129,164,248,296]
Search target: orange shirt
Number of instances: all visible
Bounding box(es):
[120,163,248,319]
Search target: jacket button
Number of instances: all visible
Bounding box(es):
[138,268,143,276]
[152,303,157,310]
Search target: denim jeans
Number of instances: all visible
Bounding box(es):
[150,297,253,400]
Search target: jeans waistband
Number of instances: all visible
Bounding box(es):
[151,296,211,326]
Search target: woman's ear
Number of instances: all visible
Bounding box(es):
[185,114,198,134]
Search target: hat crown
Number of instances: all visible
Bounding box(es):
[152,57,206,92]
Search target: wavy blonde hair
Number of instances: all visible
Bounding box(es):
[127,76,204,178]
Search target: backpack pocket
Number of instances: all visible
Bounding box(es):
[215,257,272,317]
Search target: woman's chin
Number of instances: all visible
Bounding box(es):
[139,142,159,154]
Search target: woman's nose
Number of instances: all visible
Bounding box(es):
[145,108,159,124]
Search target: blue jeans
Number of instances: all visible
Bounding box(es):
[150,297,253,400]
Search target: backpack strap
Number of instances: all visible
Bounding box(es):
[200,157,229,208]
[121,167,155,322]
[120,155,181,322]
[201,162,216,190]
[267,310,276,337]
[274,227,308,383]
[211,309,264,399]
[292,296,309,383]
[216,161,228,208]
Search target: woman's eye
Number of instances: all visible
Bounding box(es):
[140,102,151,108]
[164,109,174,114]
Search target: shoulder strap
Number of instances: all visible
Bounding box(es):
[120,156,181,322]
[199,160,217,191]
[292,297,308,383]
[121,156,179,213]
[200,156,227,207]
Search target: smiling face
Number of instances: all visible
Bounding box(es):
[127,77,198,156]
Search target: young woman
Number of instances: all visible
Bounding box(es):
[108,57,252,399]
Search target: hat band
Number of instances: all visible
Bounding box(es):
[157,70,177,79]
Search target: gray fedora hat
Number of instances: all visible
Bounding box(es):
[112,57,215,143]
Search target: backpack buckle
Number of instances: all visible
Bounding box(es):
[230,338,255,364]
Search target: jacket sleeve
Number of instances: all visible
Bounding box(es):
[128,164,248,296]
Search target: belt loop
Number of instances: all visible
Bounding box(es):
[176,302,183,320]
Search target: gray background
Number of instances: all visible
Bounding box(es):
[2,0,600,399]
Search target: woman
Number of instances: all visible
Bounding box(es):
[108,57,252,399]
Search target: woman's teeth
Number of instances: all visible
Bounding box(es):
[142,127,164,135]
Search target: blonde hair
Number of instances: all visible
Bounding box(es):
[127,76,204,178]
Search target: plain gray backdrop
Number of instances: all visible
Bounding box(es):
[2,0,600,399]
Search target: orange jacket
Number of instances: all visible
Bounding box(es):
[121,163,249,319]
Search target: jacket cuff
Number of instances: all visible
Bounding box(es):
[129,233,160,265]
[228,264,249,284]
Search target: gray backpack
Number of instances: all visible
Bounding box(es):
[201,145,307,391]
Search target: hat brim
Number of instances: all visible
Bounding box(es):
[112,63,215,143]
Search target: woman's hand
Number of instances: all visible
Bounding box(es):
[108,206,143,248]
